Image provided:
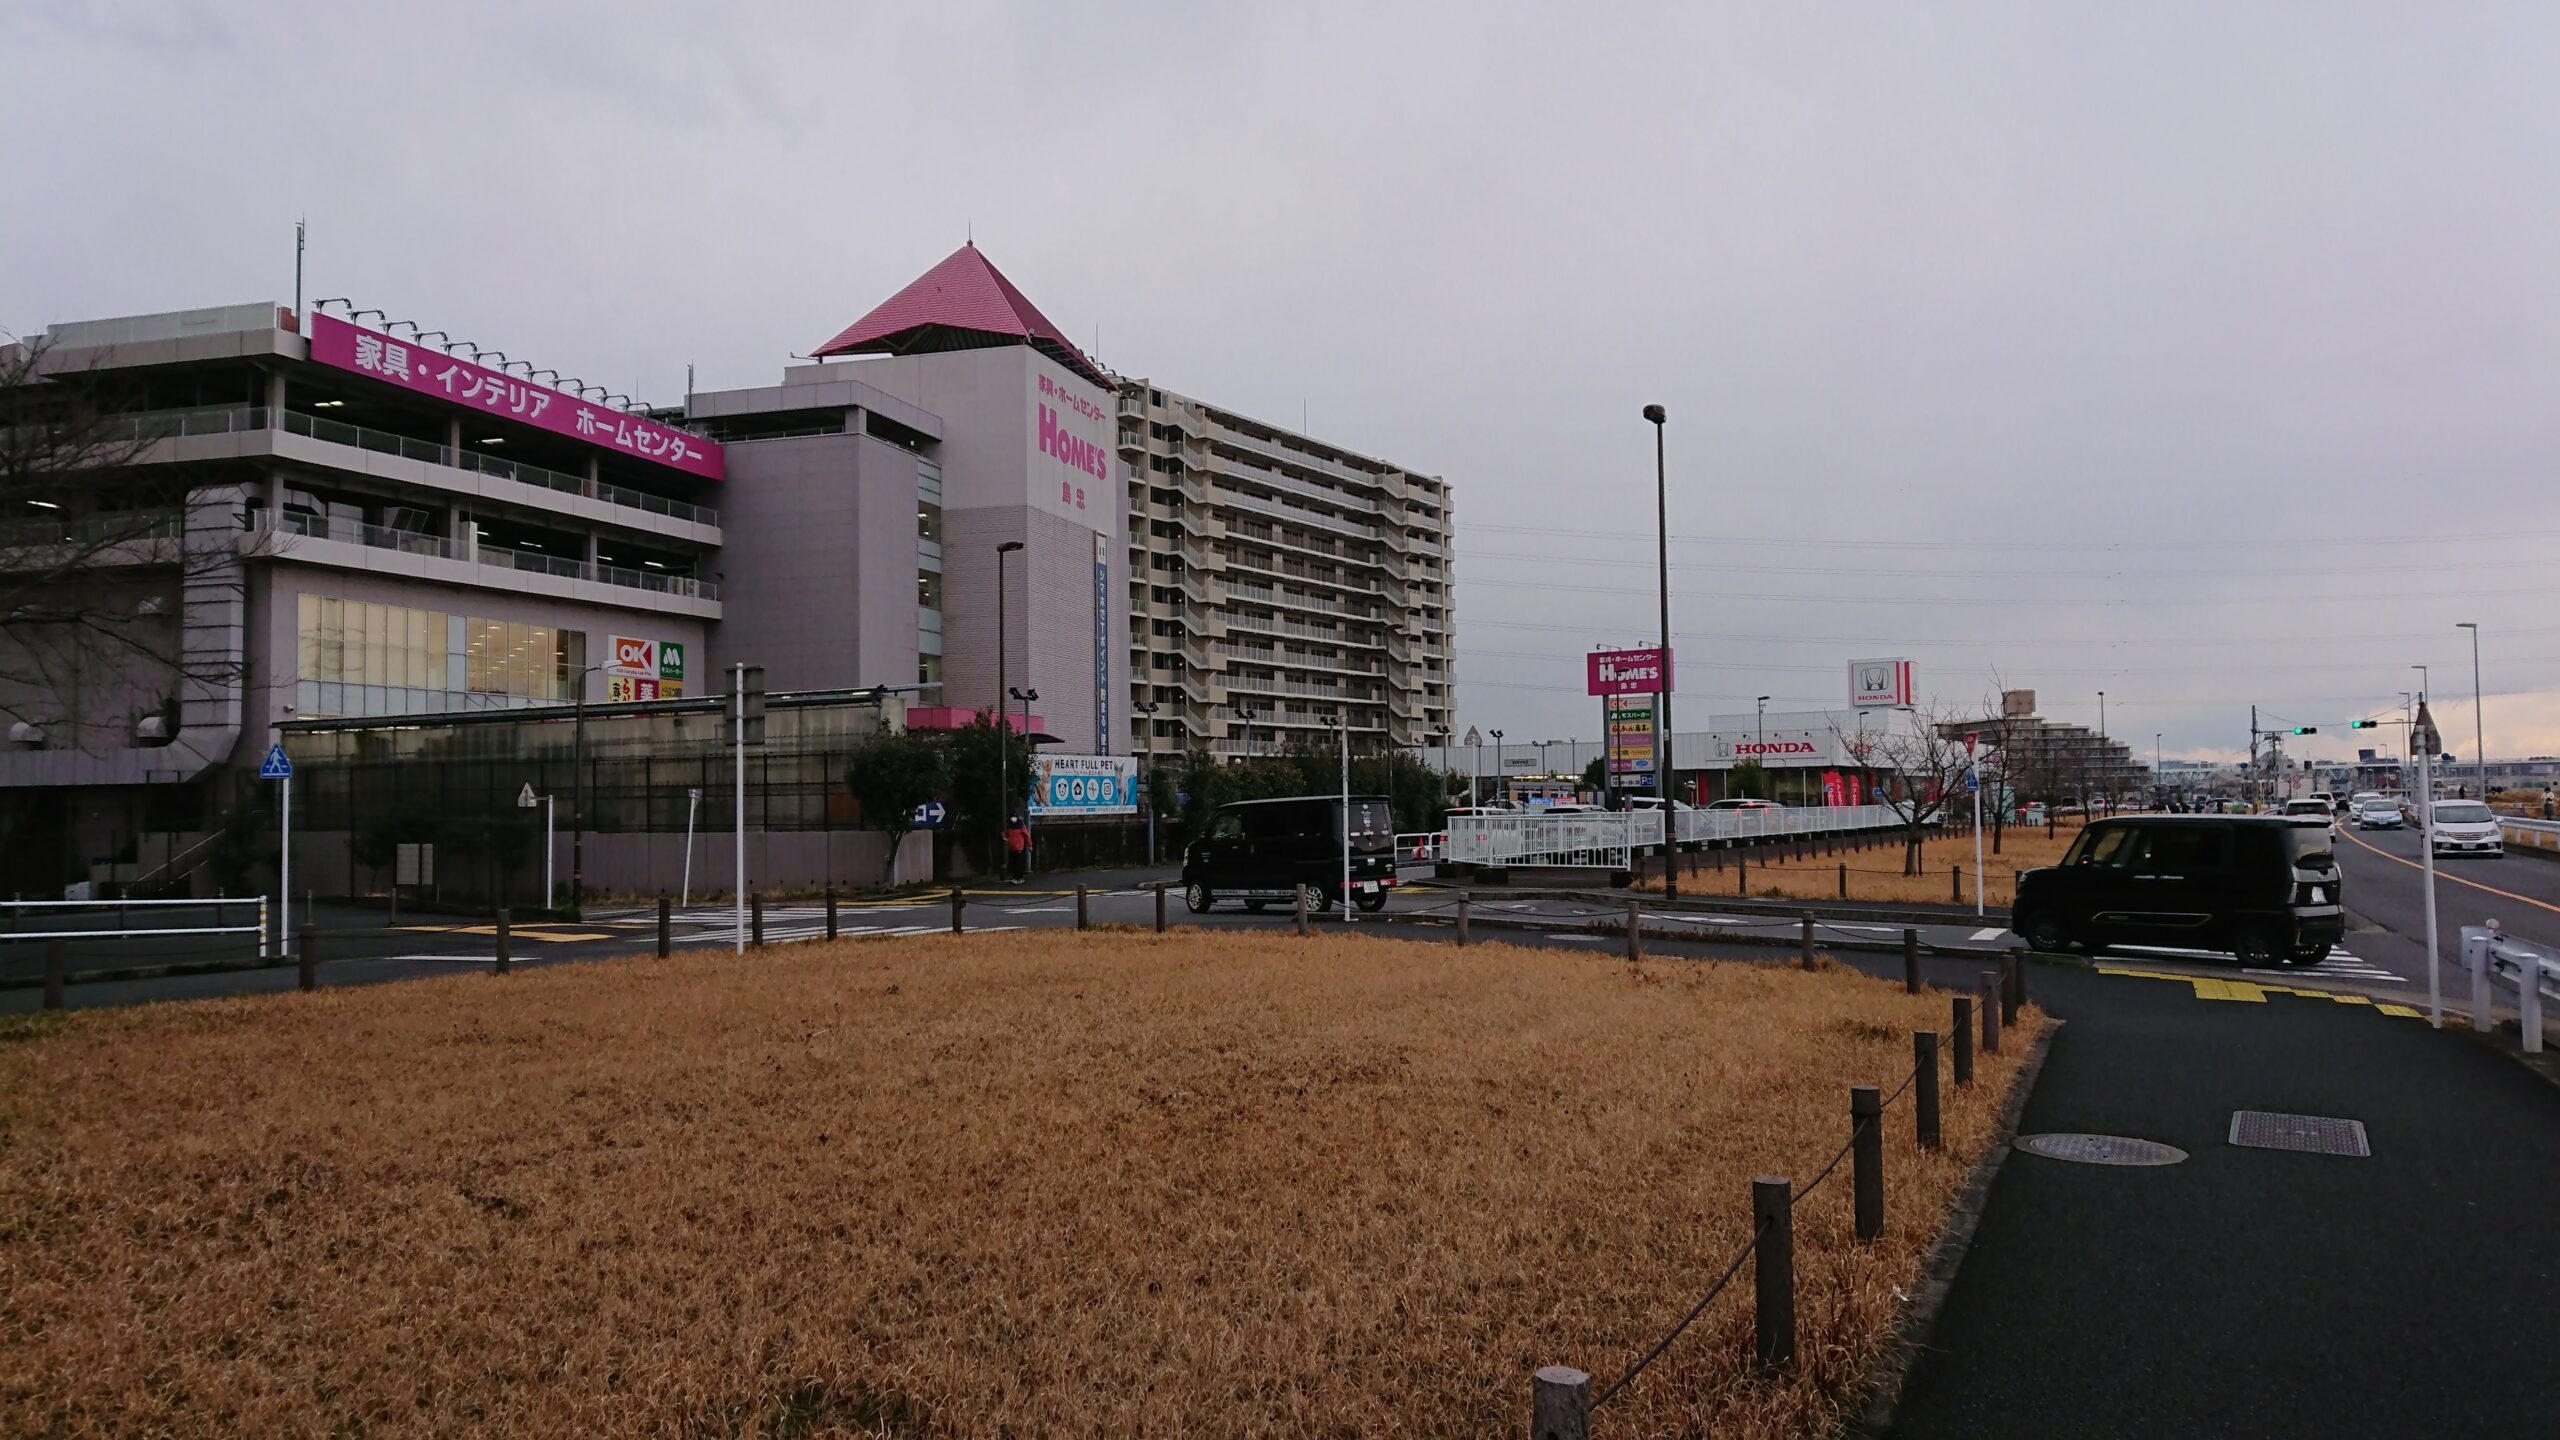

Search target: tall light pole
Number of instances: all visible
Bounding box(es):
[2154,732,2162,805]
[567,661,603,913]
[1236,704,1258,763]
[1010,685,1040,877]
[2412,666,2430,792]
[1643,403,1677,901]
[2097,690,2108,813]
[1756,696,1769,756]
[995,540,1023,868]
[1133,698,1159,863]
[2457,622,2485,799]
[1488,728,1505,805]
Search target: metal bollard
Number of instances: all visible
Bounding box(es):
[298,926,317,992]
[825,887,839,941]
[1625,899,1642,961]
[1530,1364,1590,1440]
[2000,955,2020,1026]
[1076,884,1090,931]
[1753,1175,1795,1369]
[657,895,672,957]
[1903,927,1921,994]
[1915,1031,1941,1150]
[1851,1085,1883,1242]
[1154,882,1167,934]
[951,887,965,934]
[493,908,511,974]
[1296,885,1310,936]
[1952,995,1974,1085]
[43,939,64,1011]
[1980,972,2002,1055]
[1799,911,1815,970]
[1457,890,1471,947]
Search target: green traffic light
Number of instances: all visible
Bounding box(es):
[2289,726,2317,735]
[2348,720,2378,729]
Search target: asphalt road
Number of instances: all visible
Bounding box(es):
[2331,821,2560,989]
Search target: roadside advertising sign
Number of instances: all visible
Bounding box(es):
[1028,754,1140,817]
[1606,694,1657,776]
[1587,647,1672,697]
[1850,658,1915,709]
[606,634,686,699]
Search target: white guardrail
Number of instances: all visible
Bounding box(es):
[1442,804,1905,869]
[2460,922,2558,1054]
[1,896,271,949]
[2497,816,2560,854]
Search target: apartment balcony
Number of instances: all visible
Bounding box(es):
[1175,537,1224,573]
[1179,669,1227,707]
[1116,393,1147,418]
[1387,688,1424,721]
[1117,427,1146,455]
[1178,635,1222,673]
[1176,570,1223,608]
[1175,505,1226,540]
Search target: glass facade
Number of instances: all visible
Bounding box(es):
[916,460,944,692]
[295,594,587,718]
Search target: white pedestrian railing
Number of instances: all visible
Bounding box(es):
[1394,831,1448,863]
[2461,922,2558,1054]
[1673,803,1902,847]
[1442,804,1908,869]
[2,896,270,950]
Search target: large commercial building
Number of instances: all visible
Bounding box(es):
[1114,382,1454,762]
[1,245,1456,896]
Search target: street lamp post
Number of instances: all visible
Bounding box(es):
[2457,623,2485,799]
[995,540,1023,870]
[1488,728,1505,806]
[567,661,604,913]
[1010,685,1040,878]
[1236,705,1258,763]
[1756,696,1769,756]
[1643,403,1678,901]
[1133,698,1160,864]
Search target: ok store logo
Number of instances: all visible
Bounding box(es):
[614,636,655,672]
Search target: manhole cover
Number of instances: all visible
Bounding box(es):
[2229,1111,2370,1157]
[2015,1133,2189,1166]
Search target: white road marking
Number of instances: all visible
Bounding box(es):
[1972,927,2009,941]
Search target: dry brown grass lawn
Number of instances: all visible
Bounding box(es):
[1648,822,2087,907]
[0,930,2041,1439]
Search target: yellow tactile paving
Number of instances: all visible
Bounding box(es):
[2096,964,2416,1015]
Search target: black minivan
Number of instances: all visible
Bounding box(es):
[2010,815,2343,965]
[1183,795,1396,913]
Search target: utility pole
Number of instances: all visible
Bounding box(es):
[1644,404,1677,901]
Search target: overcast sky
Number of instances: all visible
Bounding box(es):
[8,2,2556,766]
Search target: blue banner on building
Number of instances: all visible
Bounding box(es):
[1030,754,1139,817]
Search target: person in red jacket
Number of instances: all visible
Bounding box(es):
[1003,817,1031,883]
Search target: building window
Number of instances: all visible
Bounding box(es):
[295,594,586,717]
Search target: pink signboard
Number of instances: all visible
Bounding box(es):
[1587,646,1672,696]
[307,313,724,481]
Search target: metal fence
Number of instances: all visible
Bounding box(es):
[1441,805,1908,869]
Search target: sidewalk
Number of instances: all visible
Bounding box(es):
[1887,965,2560,1437]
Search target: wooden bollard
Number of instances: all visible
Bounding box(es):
[1915,1030,1941,1150]
[1736,848,1748,896]
[2000,955,2020,1025]
[1076,884,1089,931]
[1851,1085,1883,1242]
[825,886,839,940]
[1624,899,1642,961]
[1153,882,1167,933]
[950,887,965,934]
[1952,995,1974,1085]
[1456,890,1471,947]
[1753,1175,1796,1369]
[1799,911,1815,970]
[1951,865,1962,905]
[1980,972,2002,1055]
[1296,884,1310,936]
[1903,927,1921,994]
[657,895,672,957]
[750,892,765,949]
[297,926,317,992]
[42,939,64,1011]
[1530,1364,1590,1440]
[1837,862,1846,899]
[493,907,511,974]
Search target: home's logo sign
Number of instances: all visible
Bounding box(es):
[1037,404,1108,484]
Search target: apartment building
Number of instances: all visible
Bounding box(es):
[1116,383,1454,762]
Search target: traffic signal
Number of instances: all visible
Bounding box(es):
[2289,726,2317,735]
[2348,720,2378,729]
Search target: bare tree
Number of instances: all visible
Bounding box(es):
[1835,701,1977,875]
[0,335,260,751]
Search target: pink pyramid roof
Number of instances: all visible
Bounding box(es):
[812,243,1111,389]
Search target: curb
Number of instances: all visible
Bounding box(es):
[1433,910,2027,962]
[1849,1015,2063,1437]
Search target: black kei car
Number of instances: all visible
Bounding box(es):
[2009,815,2344,966]
[1183,795,1397,913]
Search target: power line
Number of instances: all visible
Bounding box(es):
[1460,576,2560,606]
[1462,520,2560,552]
[1455,547,2560,581]
[1462,619,2560,649]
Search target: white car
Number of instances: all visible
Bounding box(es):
[2351,798,2403,830]
[2424,800,2504,856]
[2281,798,2335,829]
